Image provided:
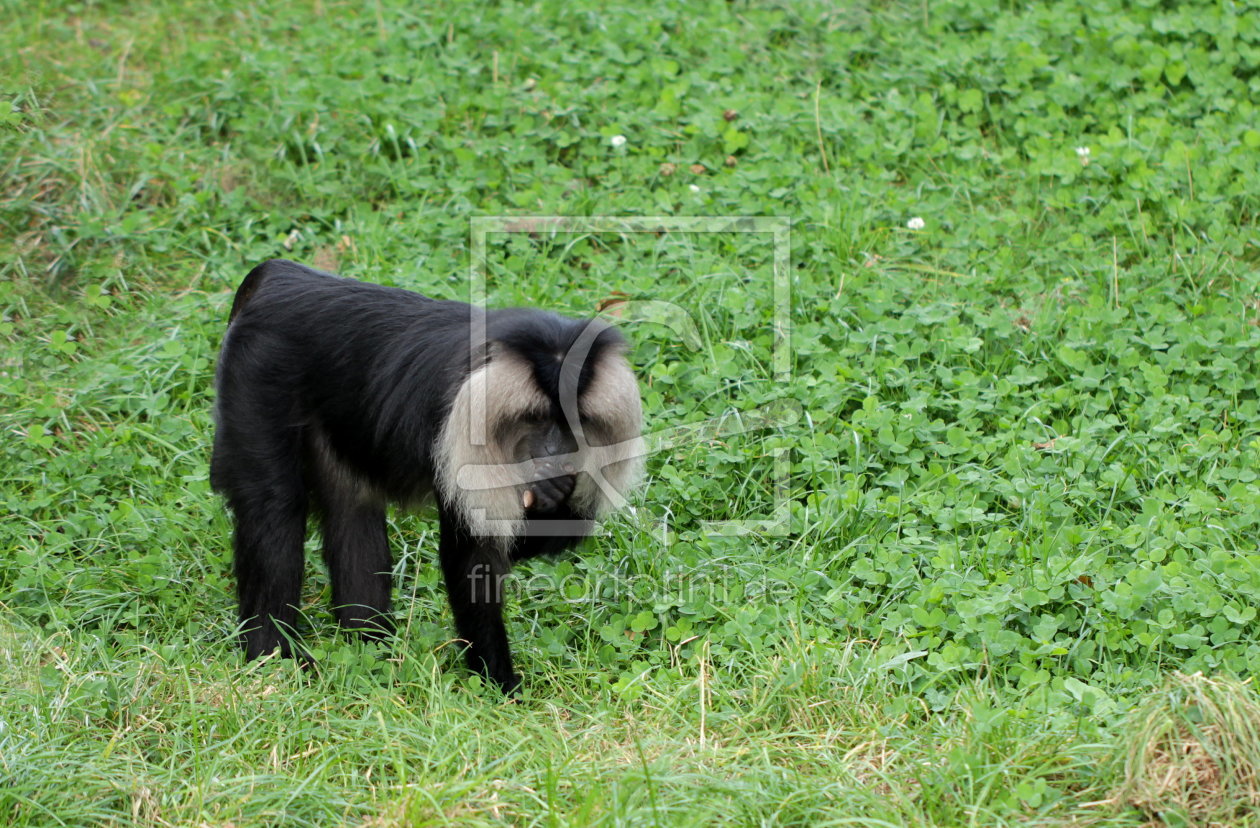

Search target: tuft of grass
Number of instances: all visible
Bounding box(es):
[1118,673,1260,826]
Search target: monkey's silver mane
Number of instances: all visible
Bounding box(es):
[434,345,644,549]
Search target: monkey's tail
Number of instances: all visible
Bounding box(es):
[228,259,290,323]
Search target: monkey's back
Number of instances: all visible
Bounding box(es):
[214,260,475,496]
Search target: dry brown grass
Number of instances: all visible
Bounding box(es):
[1117,672,1260,826]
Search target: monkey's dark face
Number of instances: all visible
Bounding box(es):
[504,416,580,514]
[506,415,578,465]
[434,337,644,546]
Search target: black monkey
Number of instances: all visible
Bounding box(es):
[210,259,644,692]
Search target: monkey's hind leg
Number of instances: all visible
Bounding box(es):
[214,396,311,661]
[321,502,394,641]
[310,434,395,642]
[231,494,309,661]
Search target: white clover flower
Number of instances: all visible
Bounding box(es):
[689,184,701,194]
[1075,146,1090,158]
[610,135,627,148]
[906,216,925,230]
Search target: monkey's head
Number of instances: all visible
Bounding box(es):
[435,310,644,547]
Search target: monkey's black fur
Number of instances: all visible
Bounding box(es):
[210,259,636,693]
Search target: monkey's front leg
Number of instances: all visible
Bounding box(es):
[437,508,520,694]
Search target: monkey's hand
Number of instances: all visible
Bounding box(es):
[521,458,576,513]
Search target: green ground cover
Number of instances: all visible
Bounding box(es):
[3,0,1260,824]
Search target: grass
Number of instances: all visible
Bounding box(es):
[1120,673,1260,826]
[3,0,1260,824]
